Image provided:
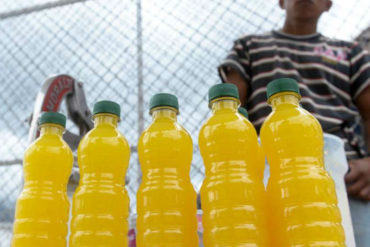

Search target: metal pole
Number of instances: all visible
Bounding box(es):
[137,0,144,136]
[0,0,90,20]
[0,159,22,166]
[136,0,144,186]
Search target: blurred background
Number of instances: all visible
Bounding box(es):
[0,0,370,246]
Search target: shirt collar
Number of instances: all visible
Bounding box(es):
[273,30,321,41]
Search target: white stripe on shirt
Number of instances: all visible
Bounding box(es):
[252,55,349,82]
[351,63,370,83]
[247,36,351,53]
[249,45,349,66]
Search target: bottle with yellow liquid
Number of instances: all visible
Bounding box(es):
[12,112,73,247]
[238,106,265,180]
[69,100,130,247]
[136,93,199,246]
[238,106,249,119]
[260,78,346,247]
[199,84,267,247]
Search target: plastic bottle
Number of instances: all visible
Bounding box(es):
[238,107,265,179]
[260,78,346,247]
[69,100,130,247]
[199,84,267,246]
[12,112,73,247]
[238,107,249,119]
[136,93,199,246]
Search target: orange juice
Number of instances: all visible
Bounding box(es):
[136,93,199,246]
[199,84,267,246]
[260,78,345,246]
[69,100,130,247]
[238,107,265,180]
[12,112,73,247]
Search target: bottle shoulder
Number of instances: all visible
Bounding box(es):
[79,126,129,150]
[84,125,127,139]
[140,121,192,142]
[199,112,258,138]
[25,135,73,159]
[260,106,324,159]
[261,107,322,133]
[23,136,73,176]
[138,121,192,155]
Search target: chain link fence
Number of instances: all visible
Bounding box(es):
[1,0,370,246]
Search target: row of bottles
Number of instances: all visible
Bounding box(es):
[11,78,345,247]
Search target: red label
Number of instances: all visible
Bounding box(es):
[128,229,136,247]
[41,75,74,112]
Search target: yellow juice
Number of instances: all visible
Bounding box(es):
[12,112,73,247]
[239,107,265,179]
[199,84,267,247]
[69,101,130,247]
[136,94,198,246]
[260,78,345,247]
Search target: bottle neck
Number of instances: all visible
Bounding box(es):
[93,113,119,127]
[40,124,64,136]
[211,97,239,113]
[269,92,300,110]
[151,107,177,121]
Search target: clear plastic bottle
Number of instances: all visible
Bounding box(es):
[238,106,249,119]
[239,106,265,180]
[199,84,267,247]
[260,78,346,247]
[69,100,130,247]
[12,112,73,247]
[137,93,199,246]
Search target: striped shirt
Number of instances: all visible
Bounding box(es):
[218,30,370,160]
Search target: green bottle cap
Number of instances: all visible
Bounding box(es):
[39,111,66,128]
[149,93,179,113]
[93,100,121,117]
[238,107,249,119]
[208,83,240,103]
[266,78,301,99]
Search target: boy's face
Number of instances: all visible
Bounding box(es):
[279,0,332,21]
